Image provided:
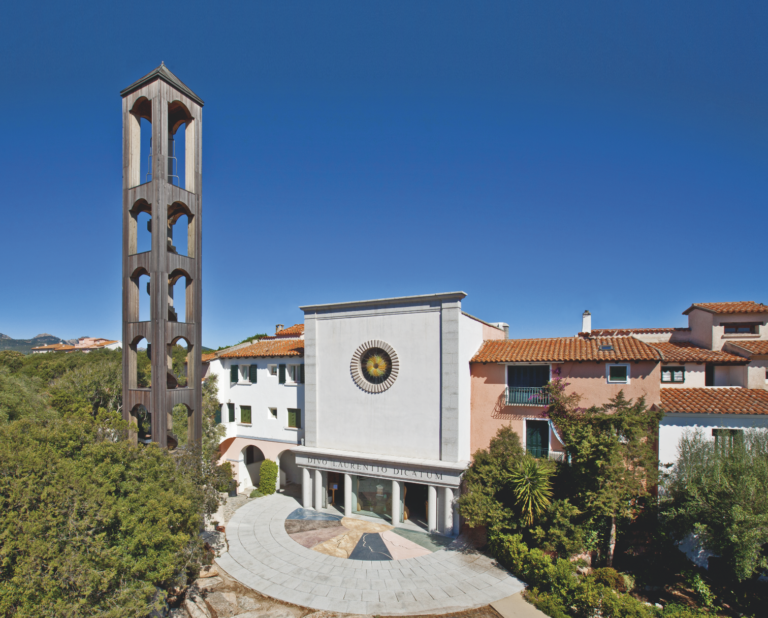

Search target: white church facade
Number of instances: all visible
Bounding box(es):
[294,292,505,535]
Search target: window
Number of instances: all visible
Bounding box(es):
[287,408,301,429]
[214,405,222,424]
[723,323,759,334]
[713,428,743,448]
[607,364,629,384]
[230,364,238,383]
[227,403,235,423]
[240,405,252,424]
[269,407,277,419]
[249,364,258,383]
[288,364,303,383]
[239,365,250,383]
[661,366,685,383]
[508,365,550,388]
[268,365,277,376]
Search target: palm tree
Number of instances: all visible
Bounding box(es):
[510,455,553,526]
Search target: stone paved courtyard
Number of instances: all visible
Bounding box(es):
[216,493,524,615]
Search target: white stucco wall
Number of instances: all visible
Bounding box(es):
[658,413,768,466]
[687,309,714,350]
[312,306,443,460]
[748,361,768,388]
[209,356,304,445]
[458,314,484,462]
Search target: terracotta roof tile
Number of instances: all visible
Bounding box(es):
[201,352,218,362]
[471,336,660,363]
[261,324,305,339]
[661,388,768,415]
[585,328,690,337]
[726,340,768,356]
[219,338,304,359]
[649,342,749,364]
[683,301,768,315]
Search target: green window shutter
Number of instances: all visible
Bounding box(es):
[288,408,301,428]
[241,406,252,424]
[249,364,257,383]
[228,403,235,423]
[214,405,222,424]
[279,364,286,384]
[230,364,238,383]
[299,363,305,384]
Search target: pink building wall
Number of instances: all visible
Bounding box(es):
[470,361,661,455]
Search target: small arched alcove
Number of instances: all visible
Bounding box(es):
[168,268,193,323]
[240,445,266,491]
[278,449,300,492]
[168,201,193,257]
[128,199,152,255]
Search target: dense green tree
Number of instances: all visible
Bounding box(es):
[0,412,206,617]
[48,355,122,416]
[0,367,51,424]
[663,429,768,582]
[545,380,663,566]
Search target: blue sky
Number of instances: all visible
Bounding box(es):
[0,1,766,347]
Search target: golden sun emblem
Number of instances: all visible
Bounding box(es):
[365,354,389,378]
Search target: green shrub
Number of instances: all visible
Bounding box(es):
[659,604,712,618]
[215,462,233,492]
[592,567,627,592]
[258,459,278,495]
[249,489,263,499]
[489,532,659,618]
[531,499,589,559]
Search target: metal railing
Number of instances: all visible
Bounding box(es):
[526,445,549,459]
[506,386,550,407]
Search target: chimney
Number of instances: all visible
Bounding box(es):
[275,324,284,335]
[492,322,510,339]
[582,310,591,334]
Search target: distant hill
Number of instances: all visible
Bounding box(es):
[0,333,77,355]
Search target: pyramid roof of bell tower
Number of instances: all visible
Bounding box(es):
[120,62,204,106]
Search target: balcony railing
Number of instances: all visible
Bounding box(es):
[506,386,550,407]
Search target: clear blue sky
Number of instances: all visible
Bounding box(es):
[0,2,766,347]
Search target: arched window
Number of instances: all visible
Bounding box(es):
[168,269,193,323]
[128,97,152,188]
[130,404,151,444]
[168,101,194,190]
[128,200,152,256]
[168,201,194,258]
[128,336,151,390]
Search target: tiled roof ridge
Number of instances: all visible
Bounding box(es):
[582,327,690,337]
[660,387,768,415]
[646,341,749,364]
[219,338,304,359]
[471,335,662,363]
[683,301,768,315]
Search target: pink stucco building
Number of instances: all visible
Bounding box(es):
[469,301,768,465]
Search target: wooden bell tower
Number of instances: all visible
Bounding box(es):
[120,64,204,447]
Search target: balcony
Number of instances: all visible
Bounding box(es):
[506,386,550,407]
